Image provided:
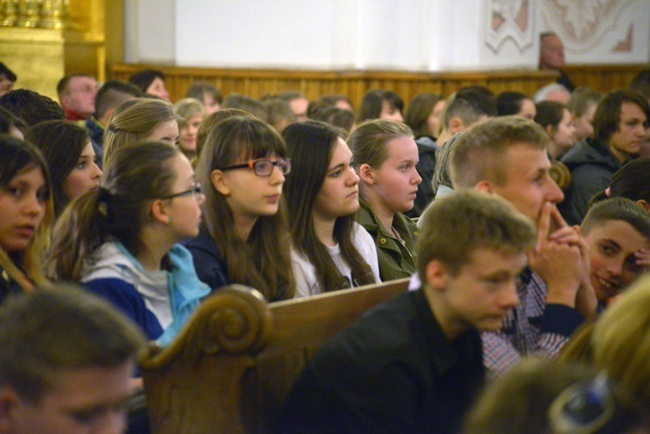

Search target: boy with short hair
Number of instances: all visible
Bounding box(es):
[448,116,594,379]
[0,285,145,433]
[581,197,650,304]
[277,191,536,433]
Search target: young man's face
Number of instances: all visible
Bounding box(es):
[439,247,526,335]
[607,102,648,162]
[62,76,97,118]
[2,363,133,434]
[490,144,564,223]
[584,220,649,303]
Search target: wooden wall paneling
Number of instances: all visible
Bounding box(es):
[110,64,647,108]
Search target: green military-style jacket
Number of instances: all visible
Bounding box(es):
[356,199,419,282]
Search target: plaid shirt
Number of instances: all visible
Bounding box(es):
[482,268,584,381]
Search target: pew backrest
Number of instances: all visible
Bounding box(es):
[140,278,411,434]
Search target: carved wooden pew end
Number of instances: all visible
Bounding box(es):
[140,280,410,434]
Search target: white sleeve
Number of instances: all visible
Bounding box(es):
[290,246,321,298]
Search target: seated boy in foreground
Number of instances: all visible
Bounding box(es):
[276,191,535,433]
[0,285,145,434]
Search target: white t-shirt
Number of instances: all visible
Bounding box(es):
[291,222,381,298]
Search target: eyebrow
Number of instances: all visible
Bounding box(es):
[600,238,622,250]
[327,163,346,172]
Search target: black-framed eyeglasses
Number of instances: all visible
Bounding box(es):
[217,158,291,177]
[160,182,203,201]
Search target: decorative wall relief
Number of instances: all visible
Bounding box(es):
[485,0,532,53]
[541,0,635,53]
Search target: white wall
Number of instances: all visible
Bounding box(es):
[124,0,176,64]
[124,0,650,70]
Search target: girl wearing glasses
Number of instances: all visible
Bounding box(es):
[282,121,380,297]
[348,119,421,281]
[0,135,53,305]
[186,116,295,301]
[47,141,209,346]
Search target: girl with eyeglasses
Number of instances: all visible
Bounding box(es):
[186,116,295,301]
[47,141,209,346]
[282,121,380,297]
[0,135,54,305]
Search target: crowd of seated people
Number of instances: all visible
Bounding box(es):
[0,58,649,433]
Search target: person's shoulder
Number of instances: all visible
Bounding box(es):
[561,138,612,167]
[183,228,222,258]
[394,212,420,239]
[415,136,437,151]
[351,221,373,243]
[319,291,420,357]
[355,200,380,232]
[84,277,139,296]
[83,278,144,310]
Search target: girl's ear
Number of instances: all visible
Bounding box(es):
[358,163,374,185]
[210,170,230,196]
[150,199,170,225]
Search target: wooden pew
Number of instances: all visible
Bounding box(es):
[139,278,411,434]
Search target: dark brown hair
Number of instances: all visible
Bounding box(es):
[283,121,375,292]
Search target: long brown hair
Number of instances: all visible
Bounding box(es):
[47,141,180,281]
[196,116,294,301]
[283,121,375,292]
[0,135,54,290]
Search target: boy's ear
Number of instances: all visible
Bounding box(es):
[637,199,650,212]
[0,388,18,431]
[475,180,494,194]
[425,260,449,292]
[210,169,230,196]
[358,163,374,185]
[449,117,464,135]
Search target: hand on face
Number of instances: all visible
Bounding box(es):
[634,248,650,269]
[528,202,596,316]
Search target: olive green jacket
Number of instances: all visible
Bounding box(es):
[356,199,419,281]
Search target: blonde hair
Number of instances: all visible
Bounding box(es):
[450,116,550,189]
[173,97,205,128]
[347,119,413,170]
[102,98,178,167]
[560,274,650,411]
[592,275,650,408]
